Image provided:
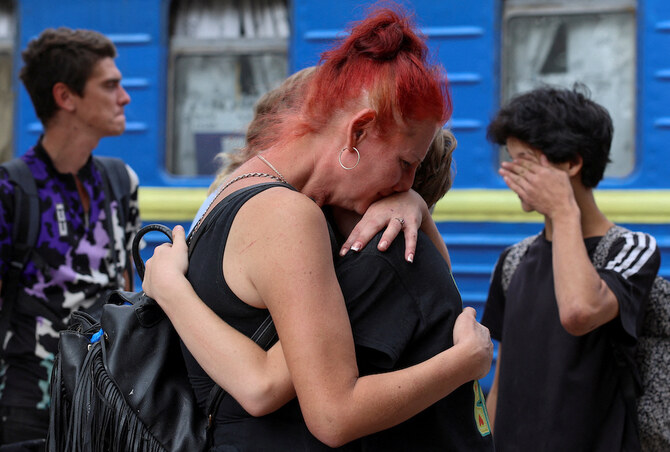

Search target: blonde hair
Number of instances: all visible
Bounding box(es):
[207,67,317,194]
[412,128,456,207]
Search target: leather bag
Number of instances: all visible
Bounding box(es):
[47,223,278,451]
[47,224,208,451]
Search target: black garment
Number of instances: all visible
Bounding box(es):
[0,406,48,446]
[184,184,493,450]
[482,231,660,452]
[335,225,494,451]
[0,140,140,417]
[185,184,342,451]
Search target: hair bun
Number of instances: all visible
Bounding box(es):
[352,10,422,62]
[305,6,450,134]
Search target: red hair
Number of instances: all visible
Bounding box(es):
[303,7,451,134]
[252,6,452,152]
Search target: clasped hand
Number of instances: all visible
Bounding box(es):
[142,225,190,308]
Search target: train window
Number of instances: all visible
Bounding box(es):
[168,0,289,176]
[502,0,636,178]
[0,1,14,163]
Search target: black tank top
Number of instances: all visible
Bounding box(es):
[184,183,286,406]
[182,183,354,451]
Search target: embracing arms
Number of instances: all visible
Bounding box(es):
[144,190,490,447]
[144,247,295,416]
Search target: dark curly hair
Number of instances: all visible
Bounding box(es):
[19,27,117,125]
[487,84,613,188]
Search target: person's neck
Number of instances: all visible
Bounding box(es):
[41,124,99,174]
[249,134,334,207]
[544,186,613,240]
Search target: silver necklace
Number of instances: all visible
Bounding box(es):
[190,172,283,236]
[257,155,287,184]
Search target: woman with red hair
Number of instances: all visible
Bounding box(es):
[144,7,492,450]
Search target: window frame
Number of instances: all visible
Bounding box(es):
[500,1,638,179]
[166,35,288,176]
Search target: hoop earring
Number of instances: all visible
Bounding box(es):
[338,146,360,170]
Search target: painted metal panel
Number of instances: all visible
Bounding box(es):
[638,0,670,188]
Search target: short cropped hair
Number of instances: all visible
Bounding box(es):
[19,27,117,125]
[487,84,613,188]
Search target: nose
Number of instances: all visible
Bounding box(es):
[119,85,131,106]
[392,168,416,193]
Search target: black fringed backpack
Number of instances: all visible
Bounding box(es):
[46,224,277,452]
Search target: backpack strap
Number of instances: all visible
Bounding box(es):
[93,157,131,227]
[94,157,132,290]
[591,224,653,445]
[501,233,542,295]
[0,159,41,355]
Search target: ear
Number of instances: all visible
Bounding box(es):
[566,154,583,178]
[346,109,376,149]
[52,82,77,113]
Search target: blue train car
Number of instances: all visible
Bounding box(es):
[2,0,669,392]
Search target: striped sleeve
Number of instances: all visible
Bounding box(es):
[599,230,660,342]
[604,231,658,280]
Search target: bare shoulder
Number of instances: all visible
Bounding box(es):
[225,185,332,272]
[238,186,327,236]
[226,185,337,308]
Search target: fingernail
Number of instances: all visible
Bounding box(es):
[406,253,414,263]
[379,240,388,250]
[351,243,361,252]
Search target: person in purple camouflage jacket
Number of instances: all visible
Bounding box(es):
[0,27,141,445]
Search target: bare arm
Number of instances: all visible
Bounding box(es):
[144,190,491,447]
[500,155,618,336]
[420,213,451,267]
[550,204,618,335]
[144,226,294,417]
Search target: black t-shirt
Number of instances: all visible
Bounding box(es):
[482,231,660,452]
[337,229,494,451]
[186,184,493,450]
